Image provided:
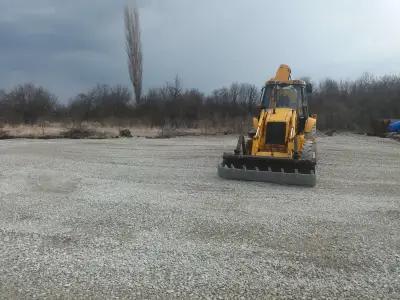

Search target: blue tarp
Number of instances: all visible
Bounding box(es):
[388,120,400,132]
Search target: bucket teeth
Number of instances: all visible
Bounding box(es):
[218,153,316,187]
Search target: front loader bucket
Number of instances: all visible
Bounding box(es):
[217,153,316,187]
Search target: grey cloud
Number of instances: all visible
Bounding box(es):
[0,0,399,100]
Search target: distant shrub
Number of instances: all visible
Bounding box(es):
[119,129,132,137]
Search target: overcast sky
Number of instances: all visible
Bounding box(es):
[0,0,399,100]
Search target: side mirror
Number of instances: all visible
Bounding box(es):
[306,83,313,94]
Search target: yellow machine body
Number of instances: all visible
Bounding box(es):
[250,65,317,160]
[218,64,317,186]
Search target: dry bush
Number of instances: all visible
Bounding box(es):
[119,129,132,137]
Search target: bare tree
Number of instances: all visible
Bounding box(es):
[166,75,183,100]
[1,83,57,124]
[124,3,143,104]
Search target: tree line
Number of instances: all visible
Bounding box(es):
[0,78,259,131]
[0,73,399,132]
[310,73,400,131]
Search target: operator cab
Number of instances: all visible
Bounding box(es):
[261,81,312,118]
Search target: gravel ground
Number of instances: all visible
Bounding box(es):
[0,134,399,299]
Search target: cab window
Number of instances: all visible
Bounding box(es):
[275,86,301,109]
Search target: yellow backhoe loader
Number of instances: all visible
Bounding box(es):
[218,64,317,186]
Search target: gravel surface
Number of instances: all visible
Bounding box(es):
[0,134,399,299]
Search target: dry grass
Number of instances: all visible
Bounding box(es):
[1,124,64,138]
[0,123,242,139]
